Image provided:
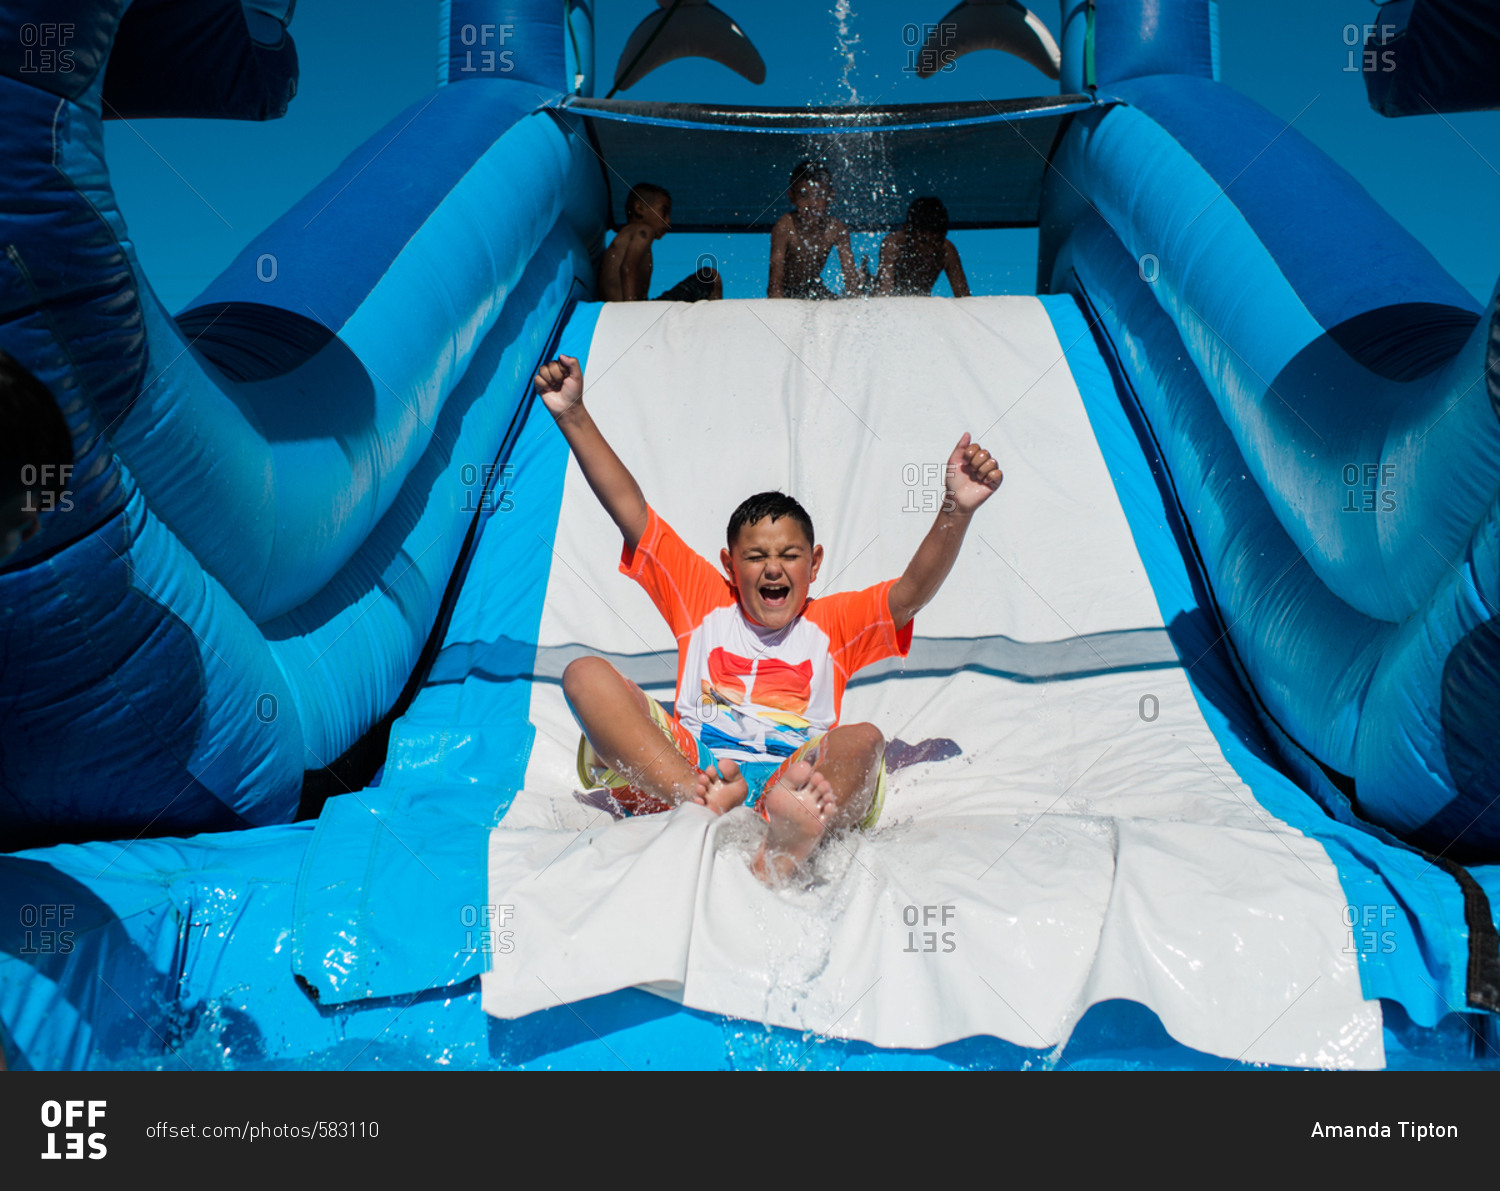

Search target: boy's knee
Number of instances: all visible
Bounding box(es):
[562,655,616,701]
[834,721,884,755]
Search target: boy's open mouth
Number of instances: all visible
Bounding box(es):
[759,583,790,607]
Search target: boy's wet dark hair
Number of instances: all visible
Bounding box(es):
[0,349,72,502]
[727,491,815,549]
[787,159,832,196]
[905,196,949,238]
[625,182,670,220]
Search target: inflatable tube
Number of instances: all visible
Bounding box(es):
[1044,85,1495,625]
[440,0,565,88]
[1044,1,1500,850]
[1049,209,1393,775]
[1,0,604,844]
[1059,0,1216,93]
[1050,208,1500,857]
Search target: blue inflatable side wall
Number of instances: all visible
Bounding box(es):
[0,0,605,847]
[1043,0,1500,854]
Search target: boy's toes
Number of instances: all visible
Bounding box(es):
[700,759,749,814]
[782,762,834,818]
[781,759,815,794]
[755,766,832,881]
[810,772,836,815]
[713,758,741,784]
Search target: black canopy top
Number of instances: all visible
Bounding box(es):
[557,94,1099,232]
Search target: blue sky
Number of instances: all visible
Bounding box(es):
[107,1,1500,310]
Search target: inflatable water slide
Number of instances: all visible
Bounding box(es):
[3,0,1499,1070]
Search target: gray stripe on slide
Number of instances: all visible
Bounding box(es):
[428,629,1180,691]
[850,627,1180,686]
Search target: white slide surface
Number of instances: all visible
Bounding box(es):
[480,297,1383,1068]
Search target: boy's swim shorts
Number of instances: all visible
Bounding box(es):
[575,693,886,830]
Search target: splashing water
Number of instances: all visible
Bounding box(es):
[816,1,905,296]
[833,0,861,105]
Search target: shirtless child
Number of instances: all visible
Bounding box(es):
[599,182,722,302]
[876,197,971,298]
[767,161,866,300]
[532,354,1004,883]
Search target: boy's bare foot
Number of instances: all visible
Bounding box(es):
[693,759,749,815]
[752,760,836,883]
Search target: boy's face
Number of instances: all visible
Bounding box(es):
[641,194,672,239]
[721,516,823,630]
[789,179,830,216]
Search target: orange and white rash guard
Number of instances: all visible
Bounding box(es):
[620,506,913,764]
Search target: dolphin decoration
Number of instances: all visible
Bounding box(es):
[917,0,1062,80]
[612,0,766,92]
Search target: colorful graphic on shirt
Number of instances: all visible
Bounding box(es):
[700,718,802,757]
[706,646,751,703]
[750,656,814,713]
[706,646,813,714]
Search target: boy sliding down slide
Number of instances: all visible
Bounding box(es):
[534,355,1002,883]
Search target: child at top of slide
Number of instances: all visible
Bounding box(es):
[876,197,971,298]
[532,353,1003,882]
[598,182,723,303]
[767,160,867,301]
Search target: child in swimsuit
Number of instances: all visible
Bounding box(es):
[876,197,971,298]
[532,354,1004,882]
[599,182,723,302]
[767,161,867,300]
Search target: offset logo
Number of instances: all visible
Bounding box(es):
[41,1101,106,1160]
[903,904,957,953]
[18,904,74,954]
[456,22,516,74]
[18,23,76,73]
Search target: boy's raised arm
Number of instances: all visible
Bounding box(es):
[534,355,650,550]
[887,433,1002,629]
